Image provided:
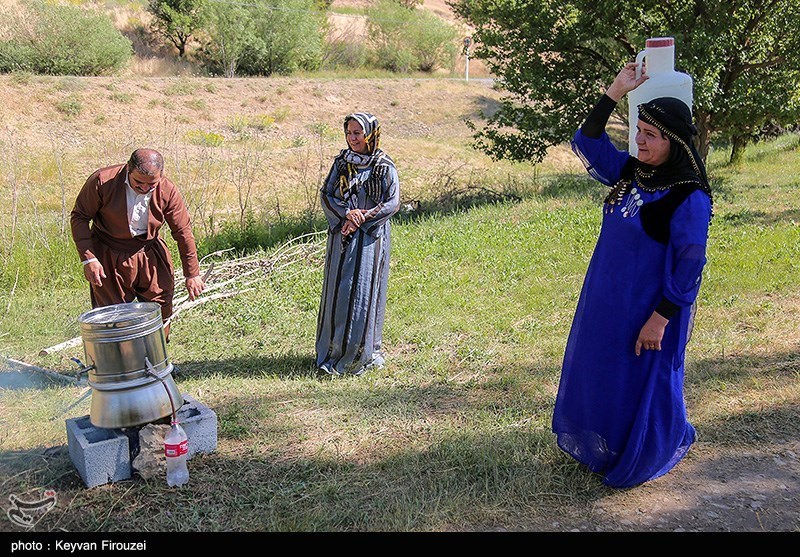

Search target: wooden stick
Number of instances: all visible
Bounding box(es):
[39,336,83,356]
[2,356,85,385]
[165,288,255,325]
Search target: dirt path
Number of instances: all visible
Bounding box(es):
[536,440,800,532]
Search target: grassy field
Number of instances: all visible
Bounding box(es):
[0,74,799,532]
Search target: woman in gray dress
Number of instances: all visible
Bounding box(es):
[316,112,401,376]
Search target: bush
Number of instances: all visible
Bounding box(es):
[322,36,369,70]
[185,130,225,146]
[0,1,132,76]
[55,96,83,118]
[366,1,458,73]
[202,0,325,77]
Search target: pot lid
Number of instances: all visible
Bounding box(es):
[78,302,161,327]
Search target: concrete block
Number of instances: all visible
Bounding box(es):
[66,416,131,488]
[177,394,218,459]
[65,393,216,488]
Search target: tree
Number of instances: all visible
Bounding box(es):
[366,0,459,73]
[148,0,209,58]
[237,0,326,76]
[202,0,325,77]
[203,2,252,77]
[450,0,800,164]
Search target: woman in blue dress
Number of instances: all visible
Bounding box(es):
[552,63,713,488]
[316,112,400,376]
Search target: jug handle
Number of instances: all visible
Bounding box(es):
[635,50,646,80]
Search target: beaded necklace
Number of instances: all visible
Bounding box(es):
[604,103,710,217]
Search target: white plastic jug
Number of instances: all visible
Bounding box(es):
[627,37,693,156]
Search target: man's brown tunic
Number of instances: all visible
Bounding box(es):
[70,164,200,321]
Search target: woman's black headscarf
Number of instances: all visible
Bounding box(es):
[606,97,713,210]
[636,98,711,194]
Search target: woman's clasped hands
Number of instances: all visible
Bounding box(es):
[343,209,368,236]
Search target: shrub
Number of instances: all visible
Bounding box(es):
[9,70,34,85]
[272,107,290,123]
[55,96,83,117]
[164,79,197,96]
[228,116,248,134]
[249,115,275,130]
[365,1,458,73]
[185,130,225,146]
[0,1,132,76]
[110,92,134,104]
[322,36,369,70]
[187,98,207,111]
[202,0,326,77]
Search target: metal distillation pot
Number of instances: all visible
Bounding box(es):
[77,302,183,428]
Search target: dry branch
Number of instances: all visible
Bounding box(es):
[37,232,327,355]
[39,336,83,356]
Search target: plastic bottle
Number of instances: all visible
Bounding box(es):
[165,421,189,487]
[628,37,693,156]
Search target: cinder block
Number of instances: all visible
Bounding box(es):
[66,416,131,488]
[65,394,216,488]
[176,394,218,459]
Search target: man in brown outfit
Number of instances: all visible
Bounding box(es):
[71,148,205,339]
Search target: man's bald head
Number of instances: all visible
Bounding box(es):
[127,149,164,177]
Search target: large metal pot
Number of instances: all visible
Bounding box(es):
[77,302,183,428]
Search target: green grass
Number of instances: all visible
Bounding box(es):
[1,134,799,531]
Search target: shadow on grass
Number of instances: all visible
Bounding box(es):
[711,134,800,167]
[688,348,800,446]
[393,185,526,225]
[713,207,800,227]
[394,172,603,226]
[466,94,502,121]
[174,352,320,381]
[198,214,328,257]
[3,349,799,531]
[536,172,604,203]
[4,427,592,532]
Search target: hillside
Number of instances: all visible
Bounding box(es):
[0,0,490,78]
[0,73,575,233]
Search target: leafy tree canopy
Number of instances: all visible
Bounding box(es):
[450,0,800,163]
[202,0,326,77]
[148,0,210,58]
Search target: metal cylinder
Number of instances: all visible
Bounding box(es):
[77,302,183,428]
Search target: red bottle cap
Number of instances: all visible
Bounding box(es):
[646,37,674,48]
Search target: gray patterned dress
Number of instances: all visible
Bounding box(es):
[315,140,400,376]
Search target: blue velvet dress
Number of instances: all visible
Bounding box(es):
[552,129,712,488]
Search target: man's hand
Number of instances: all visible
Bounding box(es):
[185,276,205,301]
[83,260,106,288]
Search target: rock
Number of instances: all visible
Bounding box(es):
[131,423,170,480]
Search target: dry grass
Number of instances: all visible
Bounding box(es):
[0,75,529,232]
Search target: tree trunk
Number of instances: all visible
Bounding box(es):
[729,135,748,166]
[694,109,712,163]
